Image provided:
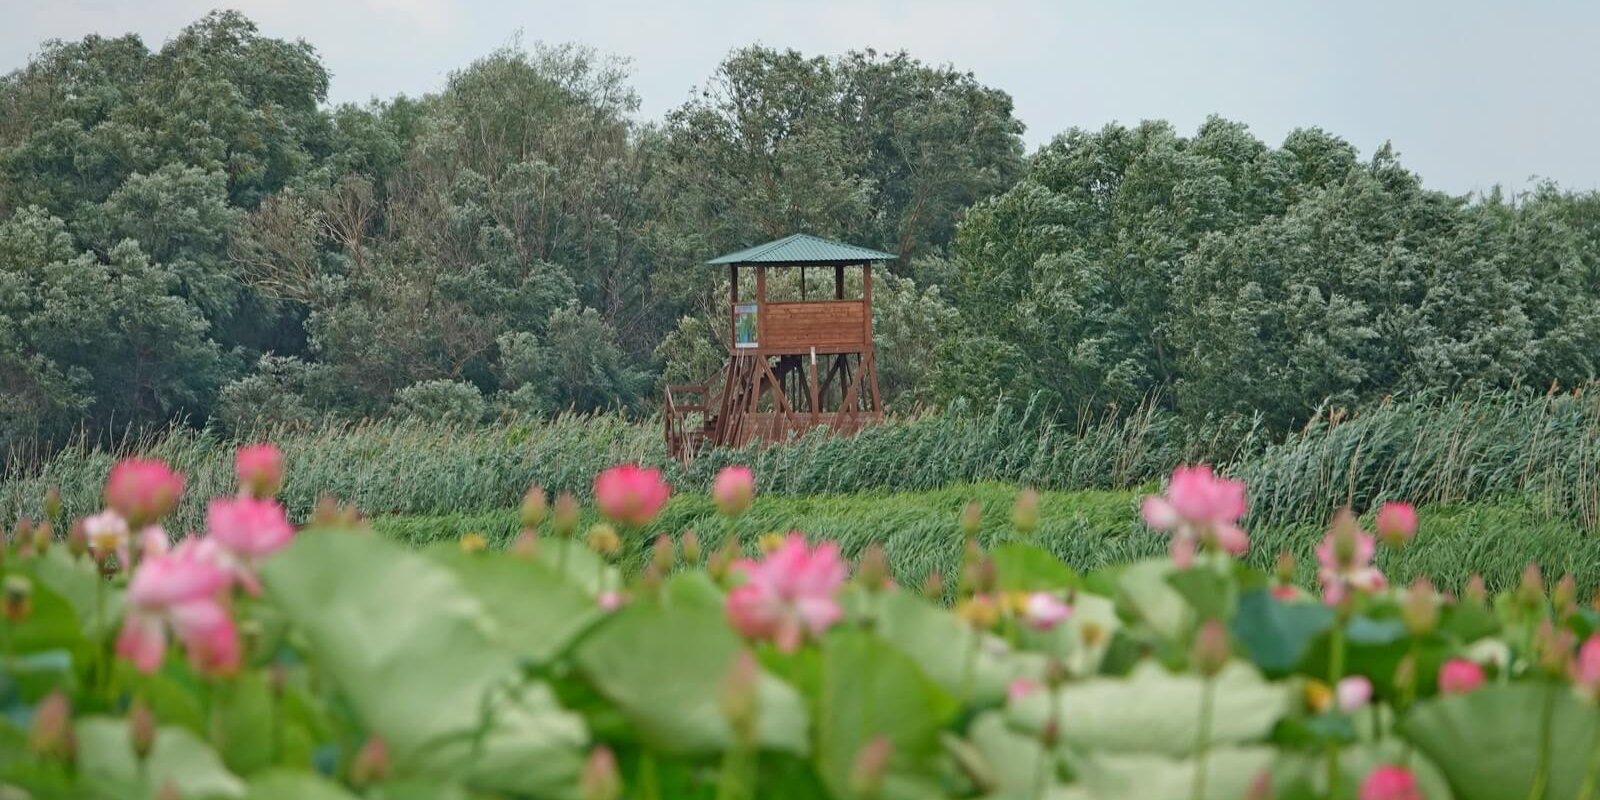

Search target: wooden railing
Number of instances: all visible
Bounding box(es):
[663,382,709,461]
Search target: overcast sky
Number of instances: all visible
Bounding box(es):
[5,0,1598,195]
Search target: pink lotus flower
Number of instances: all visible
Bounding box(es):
[1572,635,1600,702]
[713,465,756,517]
[139,526,170,560]
[1439,658,1486,695]
[1140,465,1248,566]
[207,497,295,594]
[1336,676,1372,711]
[116,543,238,675]
[1375,502,1418,547]
[235,443,284,498]
[598,590,628,611]
[1022,592,1072,630]
[83,509,130,565]
[1359,765,1421,800]
[594,464,671,527]
[1315,511,1386,606]
[104,458,184,527]
[1007,677,1040,703]
[1270,585,1300,601]
[725,534,846,652]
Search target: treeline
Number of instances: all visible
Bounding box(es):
[4,10,1600,456]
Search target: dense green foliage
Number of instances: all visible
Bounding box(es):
[0,13,1022,454]
[947,122,1600,428]
[10,11,1600,458]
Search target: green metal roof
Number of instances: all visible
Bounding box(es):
[706,234,895,265]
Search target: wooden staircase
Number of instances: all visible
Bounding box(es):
[665,355,759,462]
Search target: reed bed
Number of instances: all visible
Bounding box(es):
[7,389,1600,541]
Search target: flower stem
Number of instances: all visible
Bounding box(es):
[1190,677,1216,800]
[94,574,107,693]
[1528,682,1556,800]
[959,623,981,705]
[715,744,750,800]
[1326,620,1346,797]
[1032,687,1061,799]
[1577,710,1600,800]
[640,751,662,800]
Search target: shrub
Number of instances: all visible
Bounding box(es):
[392,379,488,424]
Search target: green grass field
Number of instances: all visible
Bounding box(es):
[371,483,1600,596]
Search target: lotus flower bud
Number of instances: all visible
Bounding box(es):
[921,570,944,601]
[1464,573,1488,605]
[310,494,340,526]
[637,564,665,597]
[1274,550,1296,584]
[1518,563,1546,609]
[960,501,982,539]
[13,518,33,552]
[1554,573,1578,615]
[520,485,548,530]
[1438,658,1485,695]
[129,697,157,760]
[712,466,755,517]
[586,524,620,558]
[104,457,184,528]
[651,533,675,574]
[1011,488,1040,534]
[29,521,50,555]
[552,492,580,539]
[719,651,761,745]
[510,529,540,560]
[1191,619,1231,678]
[157,779,182,800]
[974,556,997,595]
[848,736,894,798]
[708,538,739,582]
[43,486,61,522]
[235,443,284,498]
[1401,578,1439,636]
[579,745,622,800]
[1534,619,1575,676]
[856,543,890,592]
[349,736,389,786]
[680,530,702,565]
[1374,501,1417,548]
[29,690,73,761]
[3,575,32,622]
[66,520,88,559]
[1359,765,1420,800]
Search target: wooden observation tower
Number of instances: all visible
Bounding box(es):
[664,234,893,461]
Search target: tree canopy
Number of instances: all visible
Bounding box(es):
[4,11,1600,454]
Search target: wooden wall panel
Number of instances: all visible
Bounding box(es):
[761,300,867,353]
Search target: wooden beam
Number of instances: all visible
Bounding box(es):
[755,266,767,352]
[808,349,820,425]
[835,264,844,299]
[861,262,873,347]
